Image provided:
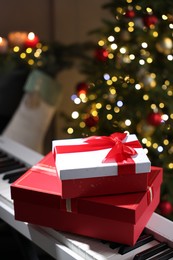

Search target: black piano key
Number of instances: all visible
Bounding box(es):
[100,239,123,249]
[0,162,26,174]
[0,151,8,158]
[3,167,28,183]
[149,248,173,260]
[0,154,8,159]
[118,234,154,255]
[6,173,25,183]
[109,241,122,249]
[133,242,169,260]
[0,158,17,167]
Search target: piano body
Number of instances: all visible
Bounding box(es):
[0,135,173,260]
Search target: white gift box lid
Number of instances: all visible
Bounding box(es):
[52,134,151,180]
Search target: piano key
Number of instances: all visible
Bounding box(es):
[0,157,15,164]
[0,151,8,159]
[0,162,26,174]
[109,241,122,249]
[133,242,169,259]
[149,248,173,260]
[118,234,154,255]
[3,167,29,183]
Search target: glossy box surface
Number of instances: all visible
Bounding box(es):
[52,133,151,198]
[11,153,162,245]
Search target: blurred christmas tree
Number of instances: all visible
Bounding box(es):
[63,0,173,220]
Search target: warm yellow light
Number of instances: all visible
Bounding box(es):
[165,80,170,85]
[151,104,157,109]
[128,27,134,32]
[13,46,20,52]
[136,5,142,11]
[114,107,120,113]
[169,163,173,169]
[108,53,114,59]
[167,90,173,96]
[143,94,149,101]
[164,139,169,145]
[90,127,97,133]
[146,57,153,63]
[92,110,98,117]
[107,80,112,85]
[107,114,113,120]
[109,87,116,94]
[106,104,111,110]
[26,48,32,54]
[67,128,74,134]
[153,143,158,149]
[114,27,121,33]
[96,103,102,109]
[146,140,152,147]
[129,78,135,84]
[146,7,152,14]
[152,31,158,37]
[98,40,105,46]
[162,14,168,20]
[128,21,134,27]
[42,45,48,51]
[34,50,41,58]
[79,93,87,101]
[159,103,164,108]
[20,53,26,59]
[79,122,85,128]
[116,7,123,14]
[28,59,34,65]
[112,76,118,82]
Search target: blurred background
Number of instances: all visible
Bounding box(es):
[0,0,107,144]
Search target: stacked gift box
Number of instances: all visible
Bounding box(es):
[11,132,163,246]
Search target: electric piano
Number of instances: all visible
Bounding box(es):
[0,135,173,260]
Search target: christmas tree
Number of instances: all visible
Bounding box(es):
[64,0,173,219]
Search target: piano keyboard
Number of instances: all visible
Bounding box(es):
[0,135,173,260]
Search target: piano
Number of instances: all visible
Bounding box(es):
[0,135,173,260]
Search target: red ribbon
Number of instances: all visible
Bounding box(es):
[54,132,142,163]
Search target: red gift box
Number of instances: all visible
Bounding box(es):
[52,133,151,198]
[11,153,162,246]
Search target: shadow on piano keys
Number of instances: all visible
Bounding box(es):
[0,135,173,260]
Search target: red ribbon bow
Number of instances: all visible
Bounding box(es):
[54,132,141,163]
[85,132,141,163]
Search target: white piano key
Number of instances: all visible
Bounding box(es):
[0,135,43,166]
[145,213,173,248]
